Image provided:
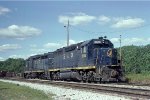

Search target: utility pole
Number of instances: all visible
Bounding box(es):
[64,20,70,46]
[120,35,122,66]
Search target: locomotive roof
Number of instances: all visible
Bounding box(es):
[81,38,113,47]
[54,42,83,53]
[26,37,113,60]
[66,42,83,51]
[80,40,90,46]
[27,52,53,60]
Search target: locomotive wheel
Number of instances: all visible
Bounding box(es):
[82,73,87,82]
[87,71,95,82]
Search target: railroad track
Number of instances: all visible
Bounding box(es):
[2,78,150,99]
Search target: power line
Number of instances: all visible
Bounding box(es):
[69,24,150,35]
[70,25,105,34]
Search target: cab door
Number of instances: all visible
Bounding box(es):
[78,46,87,66]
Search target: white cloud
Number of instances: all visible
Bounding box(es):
[30,39,78,54]
[0,25,41,39]
[99,16,146,29]
[59,13,145,29]
[43,43,61,48]
[9,55,25,59]
[0,57,5,61]
[0,44,21,52]
[29,43,61,55]
[0,6,11,15]
[110,38,120,43]
[112,18,145,29]
[29,45,45,55]
[30,48,48,54]
[62,39,80,47]
[98,15,110,23]
[69,39,76,45]
[123,38,145,45]
[59,12,96,26]
[9,54,37,59]
[111,37,149,47]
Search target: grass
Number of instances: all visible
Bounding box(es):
[126,72,150,84]
[0,81,54,100]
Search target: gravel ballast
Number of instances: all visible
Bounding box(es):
[0,79,131,100]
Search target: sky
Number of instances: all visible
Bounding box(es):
[0,1,150,61]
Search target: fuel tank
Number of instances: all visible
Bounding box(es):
[60,71,82,81]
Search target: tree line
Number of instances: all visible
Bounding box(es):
[0,58,25,73]
[0,44,150,74]
[118,44,150,74]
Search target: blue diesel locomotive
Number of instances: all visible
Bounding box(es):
[24,37,126,82]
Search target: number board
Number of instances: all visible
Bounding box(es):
[94,41,102,44]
